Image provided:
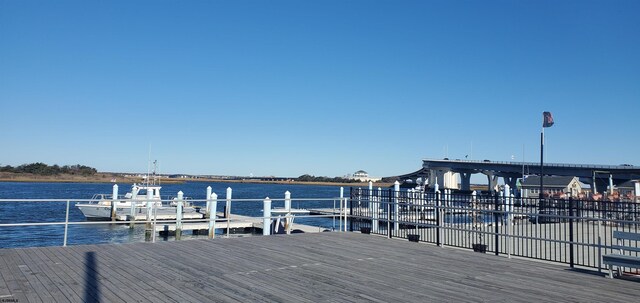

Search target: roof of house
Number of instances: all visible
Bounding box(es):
[617,180,640,188]
[520,176,577,188]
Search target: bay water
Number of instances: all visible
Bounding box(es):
[0,182,349,248]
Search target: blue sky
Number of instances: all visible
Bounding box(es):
[1,1,639,178]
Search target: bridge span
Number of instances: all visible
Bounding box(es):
[396,159,640,193]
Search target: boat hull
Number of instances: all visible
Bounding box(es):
[76,204,128,220]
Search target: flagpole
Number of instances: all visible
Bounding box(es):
[539,111,553,223]
[540,127,544,198]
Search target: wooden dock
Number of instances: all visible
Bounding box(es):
[1,232,639,302]
[153,212,328,235]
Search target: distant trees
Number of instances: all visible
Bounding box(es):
[296,174,360,183]
[0,163,97,176]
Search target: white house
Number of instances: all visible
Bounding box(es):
[348,170,381,182]
[519,176,584,198]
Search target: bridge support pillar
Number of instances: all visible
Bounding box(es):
[460,173,471,191]
[487,174,498,193]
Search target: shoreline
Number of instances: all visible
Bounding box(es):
[0,173,392,188]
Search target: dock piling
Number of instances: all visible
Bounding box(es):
[263,197,272,236]
[206,186,212,218]
[176,191,184,240]
[130,184,137,228]
[208,192,217,239]
[145,190,153,241]
[226,187,232,236]
[111,184,118,220]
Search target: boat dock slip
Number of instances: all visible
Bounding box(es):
[153,213,326,234]
[1,233,639,303]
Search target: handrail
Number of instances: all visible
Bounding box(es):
[0,196,347,248]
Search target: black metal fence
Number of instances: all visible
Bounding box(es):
[349,187,640,271]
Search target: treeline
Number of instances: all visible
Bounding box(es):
[295,174,361,183]
[0,163,98,176]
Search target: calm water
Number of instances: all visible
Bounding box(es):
[0,182,347,248]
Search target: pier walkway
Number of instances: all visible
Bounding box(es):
[1,232,639,302]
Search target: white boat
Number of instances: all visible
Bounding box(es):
[76,183,165,220]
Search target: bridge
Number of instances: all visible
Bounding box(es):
[396,159,640,193]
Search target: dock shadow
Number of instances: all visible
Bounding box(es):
[84,251,101,303]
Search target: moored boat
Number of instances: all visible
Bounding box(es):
[76,182,167,220]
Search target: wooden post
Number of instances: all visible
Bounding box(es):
[111,184,118,220]
[225,187,232,218]
[176,191,183,240]
[129,184,137,229]
[226,187,232,236]
[284,191,291,234]
[263,197,272,236]
[284,191,291,212]
[205,186,212,219]
[144,190,153,241]
[208,192,217,239]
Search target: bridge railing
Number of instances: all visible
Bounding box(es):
[349,187,640,273]
[422,158,638,169]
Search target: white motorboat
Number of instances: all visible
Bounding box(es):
[76,182,165,220]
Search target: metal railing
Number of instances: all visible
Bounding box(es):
[349,187,640,272]
[0,195,349,248]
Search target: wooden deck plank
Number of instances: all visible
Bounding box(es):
[2,233,640,302]
[66,244,172,303]
[29,248,85,302]
[0,249,41,303]
[14,248,73,302]
[82,244,205,303]
[30,247,90,302]
[45,245,128,303]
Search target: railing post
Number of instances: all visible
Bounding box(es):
[569,196,575,268]
[494,192,500,256]
[263,197,272,236]
[340,187,344,232]
[387,189,392,238]
[350,191,354,232]
[436,190,442,246]
[176,191,183,240]
[63,200,70,247]
[373,187,381,233]
[368,181,373,212]
[394,181,400,232]
[208,192,217,239]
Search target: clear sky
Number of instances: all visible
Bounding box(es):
[1,1,639,178]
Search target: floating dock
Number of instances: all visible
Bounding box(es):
[153,211,329,236]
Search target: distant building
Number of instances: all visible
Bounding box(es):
[348,170,381,182]
[519,176,584,198]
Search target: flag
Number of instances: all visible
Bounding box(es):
[543,111,554,128]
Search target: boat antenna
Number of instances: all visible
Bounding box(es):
[153,160,159,185]
[146,144,152,187]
